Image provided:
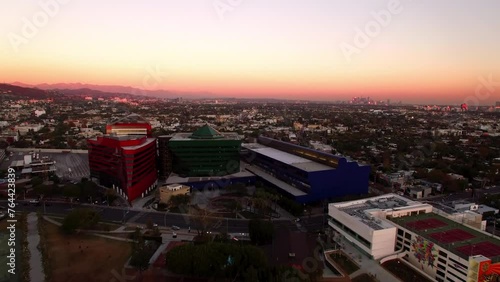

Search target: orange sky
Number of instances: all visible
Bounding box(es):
[1,0,499,104]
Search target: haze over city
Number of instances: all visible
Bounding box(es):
[2,0,500,104]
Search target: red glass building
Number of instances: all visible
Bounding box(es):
[88,135,157,202]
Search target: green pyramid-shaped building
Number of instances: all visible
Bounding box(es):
[190,124,224,139]
[168,124,241,177]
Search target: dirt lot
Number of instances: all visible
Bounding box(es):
[45,222,132,282]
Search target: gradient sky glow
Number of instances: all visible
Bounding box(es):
[1,0,500,104]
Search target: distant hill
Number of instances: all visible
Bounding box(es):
[0,83,50,98]
[10,82,213,99]
[1,83,156,100]
[60,88,154,99]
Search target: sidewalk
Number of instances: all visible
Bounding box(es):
[273,204,296,220]
[27,213,45,282]
[131,195,156,210]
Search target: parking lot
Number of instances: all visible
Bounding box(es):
[46,152,89,181]
[0,151,89,181]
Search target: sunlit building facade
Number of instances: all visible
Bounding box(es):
[105,113,152,137]
[88,135,157,202]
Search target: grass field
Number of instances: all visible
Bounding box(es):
[46,216,122,231]
[44,221,132,282]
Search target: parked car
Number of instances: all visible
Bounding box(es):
[172,225,180,230]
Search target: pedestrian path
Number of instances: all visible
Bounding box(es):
[149,242,170,265]
[113,226,127,232]
[273,204,296,220]
[43,216,61,226]
[27,213,45,282]
[131,195,155,210]
[335,236,399,282]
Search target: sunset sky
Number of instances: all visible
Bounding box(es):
[1,0,499,104]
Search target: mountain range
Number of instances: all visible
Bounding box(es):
[10,82,213,99]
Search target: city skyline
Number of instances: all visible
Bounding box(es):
[1,0,500,104]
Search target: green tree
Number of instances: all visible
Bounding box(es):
[146,218,154,230]
[34,184,52,196]
[190,207,216,236]
[165,243,269,280]
[151,226,161,237]
[242,265,259,282]
[30,176,43,187]
[129,238,151,273]
[49,173,60,184]
[62,184,80,198]
[79,180,98,200]
[61,208,100,234]
[129,227,160,273]
[169,194,190,208]
[104,189,118,204]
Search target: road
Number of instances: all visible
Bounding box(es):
[1,200,300,234]
[425,186,500,204]
[298,214,329,233]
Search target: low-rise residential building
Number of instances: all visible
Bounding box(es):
[156,183,190,205]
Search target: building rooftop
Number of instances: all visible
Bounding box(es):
[190,124,224,139]
[242,143,333,172]
[332,194,427,231]
[110,113,149,124]
[170,132,240,141]
[91,134,147,141]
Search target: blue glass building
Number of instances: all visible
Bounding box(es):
[242,136,370,203]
